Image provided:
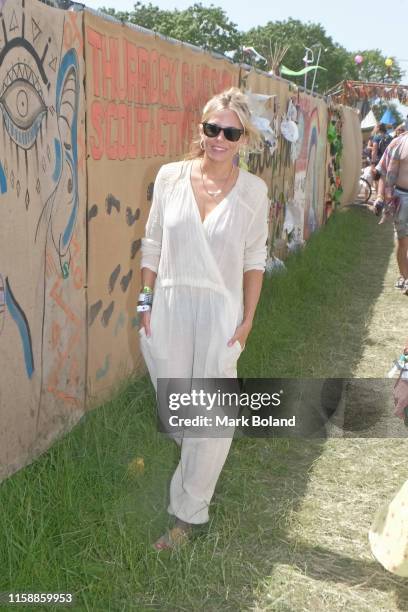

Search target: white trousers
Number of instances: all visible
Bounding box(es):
[139,286,241,524]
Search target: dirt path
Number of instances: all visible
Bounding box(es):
[353,207,405,377]
[334,206,407,439]
[255,206,408,611]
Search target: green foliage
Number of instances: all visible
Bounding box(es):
[99,6,404,92]
[350,49,403,82]
[100,2,242,55]
[242,19,354,92]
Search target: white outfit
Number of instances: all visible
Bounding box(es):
[140,160,269,523]
[369,479,408,577]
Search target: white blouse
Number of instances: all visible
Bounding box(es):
[141,160,269,304]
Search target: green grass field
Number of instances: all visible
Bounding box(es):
[1,207,407,611]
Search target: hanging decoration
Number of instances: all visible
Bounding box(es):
[245,91,279,155]
[268,42,290,76]
[280,98,299,143]
[326,109,343,209]
[280,64,327,77]
[242,46,267,64]
[327,80,408,105]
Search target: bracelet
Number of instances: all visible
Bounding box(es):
[141,285,153,294]
[137,304,151,312]
[138,292,153,305]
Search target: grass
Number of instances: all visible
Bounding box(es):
[1,206,407,611]
[241,205,395,377]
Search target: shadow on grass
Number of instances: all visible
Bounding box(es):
[220,438,408,611]
[273,541,408,609]
[228,207,406,609]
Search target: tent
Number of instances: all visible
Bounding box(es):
[361,110,377,130]
[380,108,397,125]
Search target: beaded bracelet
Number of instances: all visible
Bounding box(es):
[137,286,154,312]
[138,292,153,305]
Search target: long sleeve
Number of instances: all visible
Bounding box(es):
[140,168,165,274]
[243,188,270,273]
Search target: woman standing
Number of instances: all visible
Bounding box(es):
[139,88,269,549]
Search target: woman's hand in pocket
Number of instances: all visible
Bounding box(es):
[227,320,252,350]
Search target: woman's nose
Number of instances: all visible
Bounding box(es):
[215,129,226,141]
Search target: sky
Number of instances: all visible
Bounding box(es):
[83,0,408,78]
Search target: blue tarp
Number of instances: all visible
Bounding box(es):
[380,108,397,125]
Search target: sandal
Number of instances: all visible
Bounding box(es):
[153,526,191,551]
[395,277,405,289]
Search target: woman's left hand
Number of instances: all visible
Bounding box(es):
[228,320,252,350]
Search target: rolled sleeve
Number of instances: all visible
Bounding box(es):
[243,189,270,273]
[140,170,164,274]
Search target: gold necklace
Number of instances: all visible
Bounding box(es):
[200,160,235,198]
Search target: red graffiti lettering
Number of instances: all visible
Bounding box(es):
[86,27,235,160]
[87,27,103,97]
[138,47,150,104]
[126,40,138,102]
[90,100,104,159]
[150,49,159,104]
[127,104,137,158]
[159,55,169,105]
[106,102,118,160]
[64,12,83,53]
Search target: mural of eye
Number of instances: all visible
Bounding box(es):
[0,63,47,150]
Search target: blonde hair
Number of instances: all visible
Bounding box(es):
[186,87,263,159]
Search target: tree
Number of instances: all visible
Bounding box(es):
[242,19,355,92]
[99,8,404,92]
[371,101,403,126]
[348,49,403,83]
[100,2,242,56]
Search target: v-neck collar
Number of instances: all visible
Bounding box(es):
[188,159,241,225]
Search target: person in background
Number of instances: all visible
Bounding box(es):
[369,478,408,577]
[393,123,406,139]
[364,125,377,167]
[371,123,392,166]
[374,131,408,293]
[366,125,383,193]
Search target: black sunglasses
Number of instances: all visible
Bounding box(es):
[202,122,244,142]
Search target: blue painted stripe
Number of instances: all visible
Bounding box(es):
[0,161,7,194]
[57,49,79,249]
[62,152,78,248]
[52,138,62,182]
[4,278,34,378]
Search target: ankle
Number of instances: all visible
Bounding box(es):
[174,517,193,532]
